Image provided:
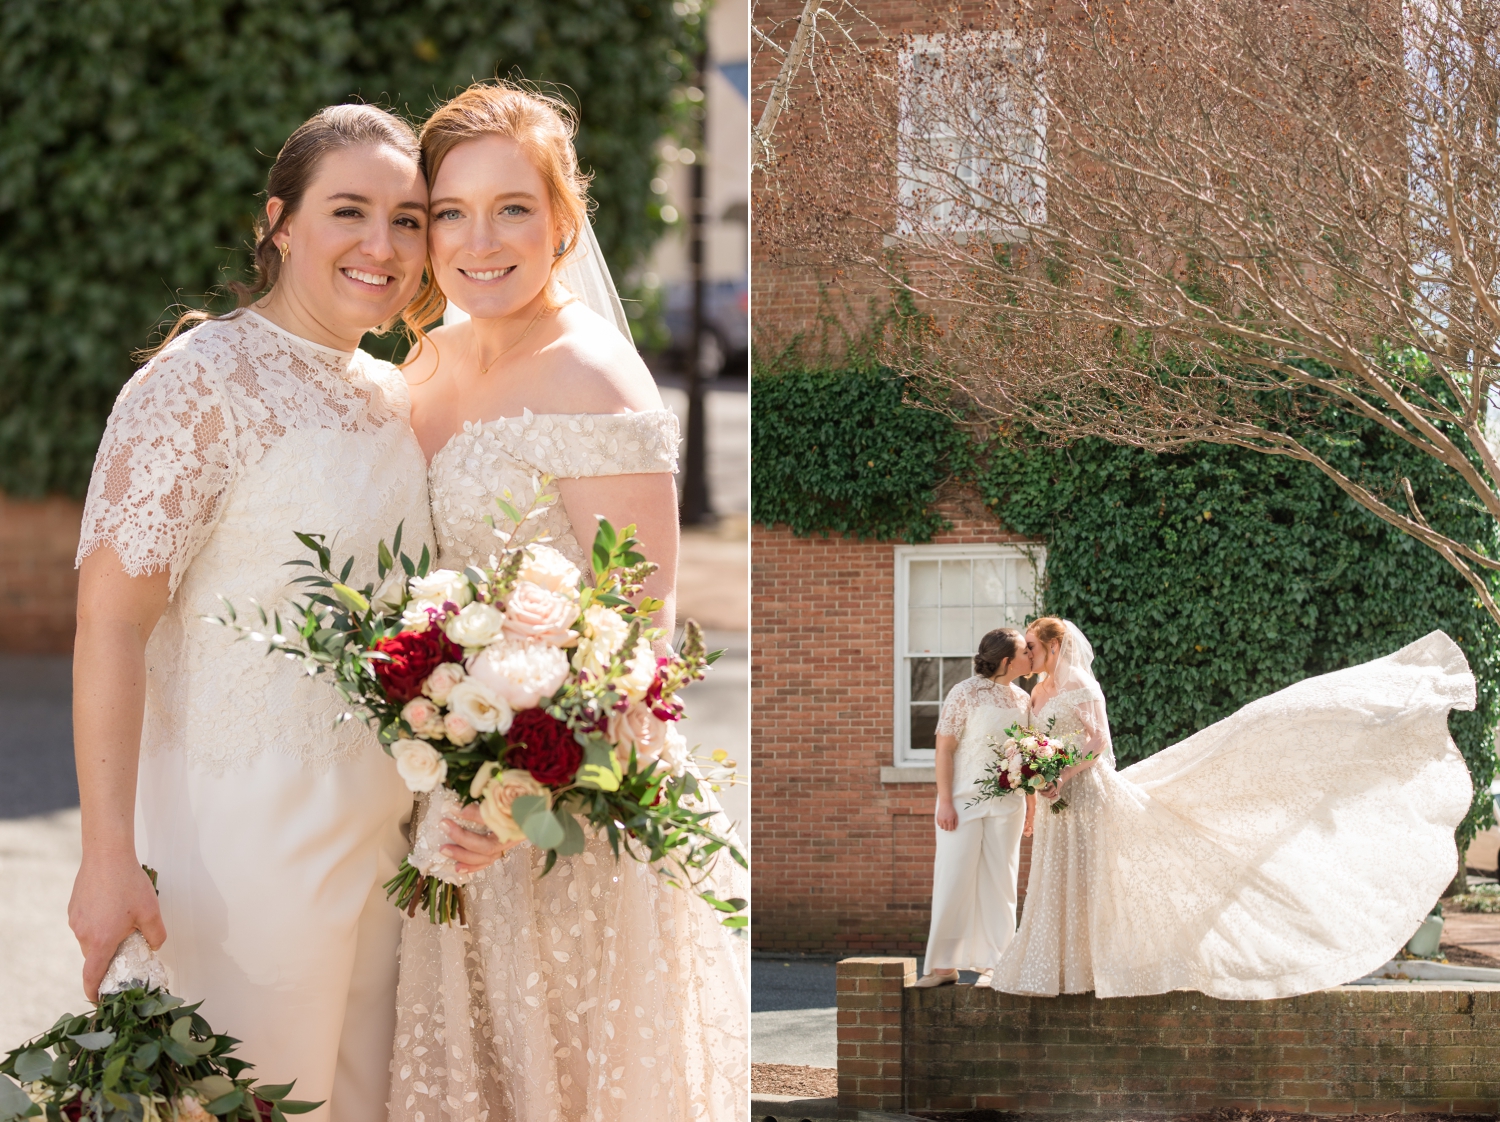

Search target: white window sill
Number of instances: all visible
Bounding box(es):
[881,766,937,784]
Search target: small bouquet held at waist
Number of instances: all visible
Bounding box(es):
[970,721,1093,814]
[207,484,746,929]
[2,877,317,1122]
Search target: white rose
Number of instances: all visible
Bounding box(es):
[659,724,690,778]
[401,696,446,739]
[422,662,466,706]
[572,604,630,679]
[1038,744,1055,759]
[518,544,581,596]
[444,711,478,746]
[617,637,658,701]
[444,601,507,648]
[407,569,473,613]
[372,570,407,613]
[392,739,447,793]
[446,678,514,734]
[477,768,550,842]
[468,637,571,709]
[502,581,578,646]
[1021,736,1039,751]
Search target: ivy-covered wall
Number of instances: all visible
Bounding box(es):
[0,0,701,498]
[751,363,1500,848]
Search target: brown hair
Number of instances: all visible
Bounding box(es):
[1028,616,1068,648]
[402,82,592,337]
[141,104,421,360]
[974,628,1024,679]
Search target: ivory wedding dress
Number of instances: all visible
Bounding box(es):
[388,408,750,1122]
[991,623,1475,1000]
[76,310,433,1120]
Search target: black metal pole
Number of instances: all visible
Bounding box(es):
[680,45,712,526]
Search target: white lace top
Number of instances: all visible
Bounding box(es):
[76,310,434,769]
[936,675,1030,820]
[428,409,680,569]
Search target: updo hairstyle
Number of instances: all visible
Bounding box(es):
[974,628,1024,679]
[142,104,420,359]
[1028,616,1068,649]
[402,81,592,334]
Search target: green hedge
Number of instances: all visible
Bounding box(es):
[0,0,700,498]
[751,364,1500,848]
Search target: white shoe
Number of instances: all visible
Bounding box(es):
[976,969,995,989]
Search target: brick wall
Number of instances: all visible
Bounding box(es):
[837,958,1500,1115]
[751,490,1037,953]
[0,492,83,654]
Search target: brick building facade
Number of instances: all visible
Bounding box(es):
[0,493,83,654]
[752,488,1041,952]
[752,1,1053,952]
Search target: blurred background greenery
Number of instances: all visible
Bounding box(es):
[0,0,705,498]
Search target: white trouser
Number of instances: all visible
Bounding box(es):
[924,807,1026,972]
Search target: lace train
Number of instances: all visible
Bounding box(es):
[994,631,1476,1000]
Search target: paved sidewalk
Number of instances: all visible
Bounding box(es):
[0,653,83,1049]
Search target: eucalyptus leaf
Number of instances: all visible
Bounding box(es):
[0,1075,32,1120]
[555,811,586,856]
[520,804,565,850]
[131,1041,160,1070]
[13,1050,50,1081]
[276,1099,324,1114]
[509,795,549,827]
[67,1031,115,1051]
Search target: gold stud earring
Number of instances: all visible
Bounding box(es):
[278,241,290,263]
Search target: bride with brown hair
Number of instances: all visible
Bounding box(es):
[388,82,747,1121]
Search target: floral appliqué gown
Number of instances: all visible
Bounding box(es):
[75,310,434,1120]
[992,631,1476,999]
[389,410,750,1122]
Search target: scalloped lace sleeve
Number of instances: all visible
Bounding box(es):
[501,408,680,478]
[75,347,235,595]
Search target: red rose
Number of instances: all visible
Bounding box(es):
[371,627,464,702]
[505,708,583,787]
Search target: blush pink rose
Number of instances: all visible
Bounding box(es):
[502,581,579,646]
[607,700,672,767]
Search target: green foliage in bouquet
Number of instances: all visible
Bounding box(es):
[209,508,746,929]
[0,987,317,1121]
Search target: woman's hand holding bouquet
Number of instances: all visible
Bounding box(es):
[207,488,745,929]
[971,721,1094,814]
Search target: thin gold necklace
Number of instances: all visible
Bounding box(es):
[474,304,548,378]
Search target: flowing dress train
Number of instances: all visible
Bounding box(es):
[992,627,1475,1000]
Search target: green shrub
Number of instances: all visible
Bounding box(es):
[0,0,700,497]
[751,360,1500,850]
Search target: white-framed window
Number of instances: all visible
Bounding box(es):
[893,543,1045,767]
[895,31,1047,239]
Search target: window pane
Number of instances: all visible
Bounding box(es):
[973,606,1007,647]
[909,560,941,607]
[940,560,971,606]
[941,657,972,697]
[910,705,940,753]
[910,658,939,702]
[909,607,941,653]
[940,607,971,652]
[973,558,1006,606]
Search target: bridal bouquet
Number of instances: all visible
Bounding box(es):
[971,722,1092,813]
[208,491,745,929]
[1,929,316,1122]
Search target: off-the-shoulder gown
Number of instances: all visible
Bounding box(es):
[388,409,749,1122]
